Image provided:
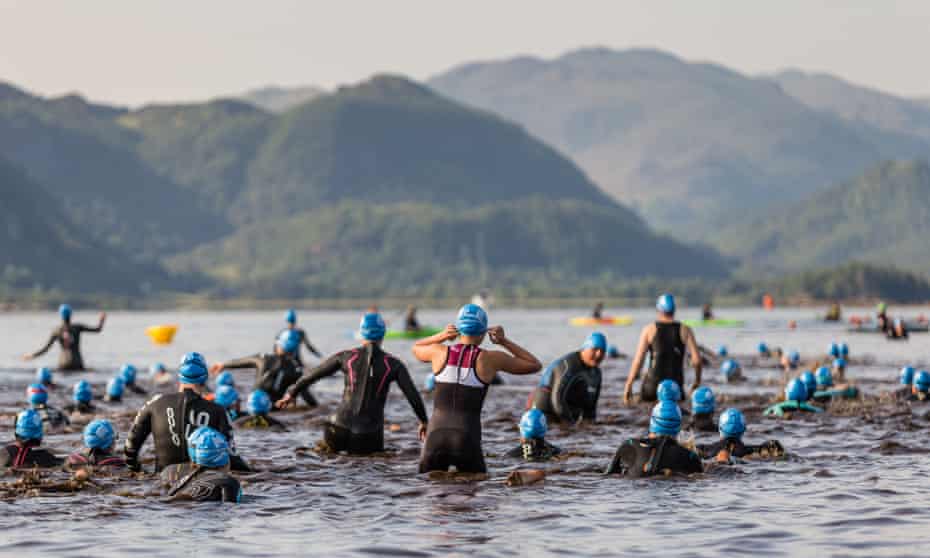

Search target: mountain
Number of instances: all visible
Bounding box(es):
[236,85,324,113]
[713,160,930,275]
[429,48,930,233]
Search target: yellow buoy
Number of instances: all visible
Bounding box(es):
[146,324,179,345]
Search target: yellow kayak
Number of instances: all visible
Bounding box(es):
[146,324,179,345]
[569,316,633,327]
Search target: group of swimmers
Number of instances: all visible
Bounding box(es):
[5,296,922,502]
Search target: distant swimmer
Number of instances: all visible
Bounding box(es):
[689,386,716,433]
[697,409,784,462]
[26,383,69,428]
[35,367,56,389]
[876,302,889,333]
[277,313,428,454]
[104,377,124,403]
[893,367,916,400]
[124,352,249,473]
[234,390,287,430]
[64,380,97,415]
[66,420,126,470]
[150,363,173,387]
[811,367,858,403]
[161,426,241,503]
[211,330,316,407]
[701,303,714,321]
[413,304,542,474]
[764,378,824,417]
[887,318,909,340]
[832,358,847,382]
[506,408,561,462]
[906,370,930,402]
[720,359,745,383]
[781,351,801,374]
[528,332,605,423]
[279,309,323,365]
[1,409,62,468]
[119,364,147,395]
[22,304,106,371]
[824,302,842,322]
[404,305,421,332]
[623,294,703,404]
[605,401,702,477]
[592,302,604,320]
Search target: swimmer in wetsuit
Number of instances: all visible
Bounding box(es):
[26,383,70,428]
[781,351,801,375]
[23,304,106,371]
[605,400,702,477]
[162,426,241,503]
[624,294,703,404]
[764,378,824,416]
[701,303,714,321]
[124,352,249,473]
[119,364,147,395]
[235,390,287,430]
[506,408,561,462]
[812,367,859,403]
[104,376,124,403]
[66,419,126,470]
[697,409,784,462]
[528,332,605,423]
[64,380,97,415]
[720,359,744,384]
[404,305,421,332]
[35,367,56,389]
[689,386,716,433]
[906,370,930,402]
[214,386,242,422]
[211,330,317,407]
[1,409,62,468]
[279,309,323,365]
[413,304,542,474]
[278,313,428,454]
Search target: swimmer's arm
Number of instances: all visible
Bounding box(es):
[286,352,343,398]
[124,404,153,471]
[623,327,651,402]
[300,330,322,358]
[682,325,702,390]
[25,333,58,359]
[213,355,263,374]
[412,324,458,365]
[483,327,542,376]
[81,312,106,333]
[394,363,429,425]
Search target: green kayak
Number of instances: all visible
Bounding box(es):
[383,327,443,340]
[682,319,745,328]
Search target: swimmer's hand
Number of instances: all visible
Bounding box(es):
[209,363,224,375]
[622,385,633,405]
[21,353,34,361]
[415,324,458,346]
[418,422,427,442]
[275,394,295,409]
[488,326,507,344]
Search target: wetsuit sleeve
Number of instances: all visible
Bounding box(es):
[124,400,154,471]
[78,322,103,334]
[287,352,345,397]
[393,360,429,424]
[222,355,264,370]
[30,332,59,358]
[300,328,322,357]
[584,368,603,420]
[37,450,64,467]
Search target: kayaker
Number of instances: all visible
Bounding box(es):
[404,305,421,332]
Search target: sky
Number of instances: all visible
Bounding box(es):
[2,0,929,106]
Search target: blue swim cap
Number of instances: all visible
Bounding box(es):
[215,386,239,409]
[788,351,801,366]
[424,374,436,392]
[247,389,272,415]
[785,378,809,402]
[816,366,833,387]
[691,386,715,414]
[833,358,846,370]
[120,364,137,385]
[277,329,301,353]
[758,342,769,355]
[59,304,72,321]
[456,304,488,336]
[720,359,741,381]
[106,377,124,398]
[839,343,849,357]
[582,332,608,352]
[26,383,48,406]
[359,313,387,341]
[178,352,209,385]
[718,408,746,439]
[657,379,682,402]
[800,370,817,395]
[519,408,548,439]
[607,344,620,358]
[187,426,230,468]
[73,380,92,403]
[84,419,116,450]
[216,371,235,388]
[285,309,297,324]
[717,346,728,357]
[649,400,682,436]
[15,408,43,441]
[36,367,53,385]
[656,294,676,315]
[828,343,840,358]
[915,371,930,393]
[900,366,916,386]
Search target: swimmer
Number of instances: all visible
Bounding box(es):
[22,304,106,371]
[35,367,56,389]
[839,343,849,358]
[606,344,626,360]
[104,376,124,403]
[119,364,147,395]
[214,386,242,422]
[527,332,605,423]
[124,352,249,472]
[689,386,716,433]
[717,345,728,358]
[66,419,126,470]
[893,366,916,400]
[763,378,824,416]
[825,302,842,322]
[404,305,421,332]
[211,330,316,406]
[1,409,62,468]
[64,380,97,415]
[800,370,818,398]
[697,409,784,462]
[876,302,889,333]
[624,294,703,404]
[235,390,287,430]
[413,304,542,474]
[907,370,930,402]
[278,313,426,453]
[216,371,235,389]
[811,367,858,402]
[26,383,69,428]
[757,342,772,359]
[887,319,909,340]
[150,362,173,387]
[592,302,605,320]
[781,351,801,374]
[720,359,744,383]
[162,426,241,503]
[280,309,323,365]
[505,408,561,462]
[828,343,840,359]
[702,303,714,321]
[605,400,702,477]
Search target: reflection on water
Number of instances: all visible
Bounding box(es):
[1,307,930,557]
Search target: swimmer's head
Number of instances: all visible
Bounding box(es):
[359,313,386,342]
[216,371,235,388]
[900,366,916,386]
[187,426,230,468]
[247,389,272,415]
[215,386,239,409]
[456,304,488,337]
[650,400,682,437]
[800,370,817,396]
[58,304,72,322]
[106,377,124,399]
[73,380,92,403]
[15,408,43,442]
[580,332,607,366]
[785,378,809,403]
[178,352,209,385]
[816,367,833,388]
[84,419,117,450]
[720,359,741,383]
[35,367,53,385]
[519,408,548,440]
[119,364,137,385]
[655,294,676,316]
[657,379,682,402]
[276,329,301,354]
[691,386,715,415]
[718,408,746,440]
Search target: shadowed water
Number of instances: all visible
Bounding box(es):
[1,307,929,557]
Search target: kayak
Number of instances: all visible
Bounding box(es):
[146,324,179,345]
[384,327,443,340]
[682,319,745,328]
[569,316,633,327]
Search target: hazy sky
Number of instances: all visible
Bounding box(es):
[3,0,929,106]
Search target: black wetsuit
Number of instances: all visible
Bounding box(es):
[162,463,241,503]
[689,412,716,433]
[420,344,489,474]
[233,414,287,430]
[605,436,702,477]
[505,438,562,462]
[697,438,785,460]
[30,322,102,371]
[124,382,148,395]
[66,448,126,469]
[404,313,420,332]
[35,404,70,428]
[64,402,96,415]
[222,353,316,406]
[530,351,602,423]
[642,322,686,402]
[288,344,428,454]
[1,440,62,468]
[877,313,889,333]
[277,327,322,366]
[124,390,249,472]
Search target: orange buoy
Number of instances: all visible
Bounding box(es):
[146,324,179,345]
[762,294,774,310]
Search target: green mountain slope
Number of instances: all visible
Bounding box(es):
[236,85,324,113]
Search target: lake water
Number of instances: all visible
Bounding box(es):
[1,306,928,557]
